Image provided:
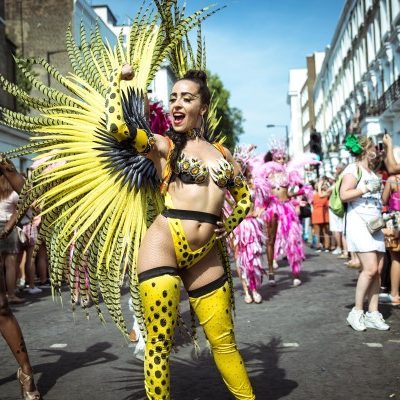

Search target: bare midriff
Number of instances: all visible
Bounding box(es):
[166,178,225,248]
[271,186,290,202]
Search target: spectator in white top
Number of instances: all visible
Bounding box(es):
[0,156,41,399]
[0,175,24,304]
[340,134,389,332]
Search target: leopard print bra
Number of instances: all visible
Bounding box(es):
[172,153,235,188]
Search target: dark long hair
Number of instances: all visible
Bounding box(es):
[166,70,211,172]
[0,175,14,201]
[264,151,273,162]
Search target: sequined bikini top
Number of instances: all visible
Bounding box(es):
[160,139,238,194]
[269,171,289,189]
[172,153,235,187]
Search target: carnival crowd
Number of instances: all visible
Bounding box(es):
[0,31,398,400]
[3,134,398,320]
[2,130,400,399]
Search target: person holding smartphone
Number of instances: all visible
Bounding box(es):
[341,135,389,331]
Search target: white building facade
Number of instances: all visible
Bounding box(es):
[314,0,400,175]
[287,68,307,157]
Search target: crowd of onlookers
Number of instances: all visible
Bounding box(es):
[304,160,399,304]
[303,163,362,267]
[0,170,49,304]
[2,136,400,330]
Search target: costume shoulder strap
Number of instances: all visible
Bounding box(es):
[212,142,226,158]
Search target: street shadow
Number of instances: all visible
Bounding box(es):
[0,341,119,397]
[253,267,334,302]
[113,337,298,400]
[302,253,321,260]
[8,289,54,313]
[380,303,400,319]
[343,278,359,288]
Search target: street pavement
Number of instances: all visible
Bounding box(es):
[1,247,399,400]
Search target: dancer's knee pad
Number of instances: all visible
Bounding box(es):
[139,268,180,345]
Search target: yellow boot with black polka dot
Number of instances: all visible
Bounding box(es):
[139,268,181,399]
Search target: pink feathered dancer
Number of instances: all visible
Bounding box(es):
[233,207,266,291]
[229,145,267,290]
[252,153,320,276]
[263,197,304,275]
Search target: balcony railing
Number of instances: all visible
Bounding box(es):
[377,75,400,114]
[359,100,380,121]
[359,76,400,121]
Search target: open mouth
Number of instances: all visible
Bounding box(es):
[172,112,185,125]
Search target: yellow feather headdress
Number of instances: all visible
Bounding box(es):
[0,0,223,337]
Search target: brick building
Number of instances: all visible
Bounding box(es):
[0,0,16,110]
[0,0,117,167]
[0,0,174,167]
[4,0,116,88]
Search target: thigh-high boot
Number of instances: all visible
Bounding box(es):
[189,276,255,400]
[139,267,180,399]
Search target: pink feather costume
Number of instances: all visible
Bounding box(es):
[255,154,318,277]
[264,195,304,276]
[233,188,266,291]
[229,145,267,291]
[149,101,170,135]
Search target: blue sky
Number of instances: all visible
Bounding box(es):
[90,0,344,154]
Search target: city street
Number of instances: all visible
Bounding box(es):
[1,248,399,400]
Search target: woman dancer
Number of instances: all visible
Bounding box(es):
[261,144,308,287]
[232,145,266,304]
[135,68,254,399]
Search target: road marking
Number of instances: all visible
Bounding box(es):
[363,342,383,348]
[388,339,400,344]
[50,343,68,348]
[282,343,299,348]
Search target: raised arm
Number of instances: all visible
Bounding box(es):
[383,134,400,174]
[317,180,331,198]
[105,64,156,155]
